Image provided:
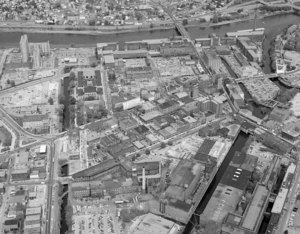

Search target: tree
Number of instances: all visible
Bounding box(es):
[145,149,150,155]
[182,19,188,26]
[11,81,15,87]
[69,97,76,105]
[167,141,173,146]
[48,97,54,105]
[85,96,95,101]
[160,142,166,148]
[89,19,96,26]
[212,14,219,23]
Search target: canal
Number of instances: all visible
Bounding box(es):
[60,185,69,234]
[184,131,249,233]
[0,12,297,234]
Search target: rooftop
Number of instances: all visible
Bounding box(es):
[220,166,252,191]
[72,159,119,179]
[202,184,243,223]
[242,185,268,230]
[130,213,182,234]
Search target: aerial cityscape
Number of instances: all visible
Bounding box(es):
[1,0,300,234]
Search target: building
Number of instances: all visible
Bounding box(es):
[166,160,204,201]
[269,107,290,122]
[72,159,121,181]
[236,37,262,63]
[20,34,29,63]
[226,84,244,109]
[226,29,265,42]
[240,185,269,233]
[160,39,194,56]
[203,50,222,73]
[77,69,103,100]
[198,97,223,115]
[103,54,115,67]
[71,178,139,198]
[271,188,288,214]
[132,160,161,184]
[23,114,49,134]
[129,213,182,234]
[158,100,180,114]
[32,46,41,69]
[195,38,212,48]
[281,124,300,141]
[4,219,19,232]
[11,169,29,181]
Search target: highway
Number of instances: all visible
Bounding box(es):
[0,105,49,140]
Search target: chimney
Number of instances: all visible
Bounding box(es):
[142,167,146,192]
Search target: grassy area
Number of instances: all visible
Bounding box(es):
[0,126,12,147]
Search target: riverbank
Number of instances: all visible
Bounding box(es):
[0,11,294,36]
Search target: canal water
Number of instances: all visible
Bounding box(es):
[60,185,69,234]
[183,131,249,233]
[0,13,296,234]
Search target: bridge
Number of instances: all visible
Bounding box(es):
[59,190,69,199]
[158,2,212,76]
[235,73,279,82]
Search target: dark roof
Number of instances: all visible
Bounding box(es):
[180,96,195,104]
[265,213,280,234]
[95,70,102,86]
[134,125,149,135]
[134,161,160,171]
[159,100,179,110]
[84,86,97,93]
[72,159,119,179]
[168,199,192,212]
[15,190,25,196]
[198,139,216,155]
[77,89,84,96]
[77,71,86,88]
[220,166,251,190]
[193,152,216,165]
[4,219,18,225]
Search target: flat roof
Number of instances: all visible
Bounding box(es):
[130,213,182,234]
[104,54,115,64]
[220,166,251,191]
[202,184,243,223]
[72,159,119,178]
[271,188,288,214]
[242,185,268,230]
[40,145,47,153]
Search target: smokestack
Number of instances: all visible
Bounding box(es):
[142,167,146,192]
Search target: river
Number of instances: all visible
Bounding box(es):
[0,14,299,53]
[1,13,297,234]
